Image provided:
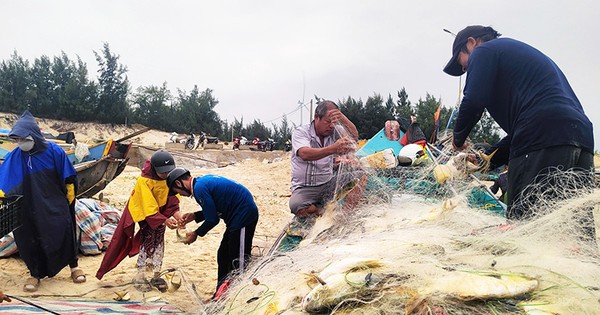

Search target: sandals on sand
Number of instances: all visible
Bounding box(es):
[71,268,87,283]
[150,277,168,293]
[23,277,40,292]
[23,270,85,292]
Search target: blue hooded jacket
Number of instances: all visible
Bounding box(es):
[0,110,78,278]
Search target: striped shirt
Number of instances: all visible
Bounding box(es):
[290,122,340,191]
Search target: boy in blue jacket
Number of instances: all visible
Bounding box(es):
[166,167,259,298]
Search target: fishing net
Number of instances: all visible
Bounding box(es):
[191,125,600,314]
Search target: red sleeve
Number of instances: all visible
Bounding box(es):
[161,195,180,218]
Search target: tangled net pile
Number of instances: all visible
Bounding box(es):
[198,127,600,315]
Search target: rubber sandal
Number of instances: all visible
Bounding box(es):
[167,273,182,292]
[71,268,87,283]
[23,277,40,292]
[150,277,168,293]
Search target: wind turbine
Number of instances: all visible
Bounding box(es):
[298,72,307,125]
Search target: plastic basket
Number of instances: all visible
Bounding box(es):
[0,195,23,237]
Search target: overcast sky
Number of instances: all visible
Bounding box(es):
[2,1,599,149]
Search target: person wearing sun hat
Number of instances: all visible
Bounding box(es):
[443,25,594,223]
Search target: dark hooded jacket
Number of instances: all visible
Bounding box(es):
[0,110,78,278]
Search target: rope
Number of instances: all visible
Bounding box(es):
[29,282,133,298]
[5,295,61,315]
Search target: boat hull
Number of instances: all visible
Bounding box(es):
[75,156,129,198]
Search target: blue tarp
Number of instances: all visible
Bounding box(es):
[356,128,404,157]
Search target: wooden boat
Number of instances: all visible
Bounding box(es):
[0,129,17,158]
[64,139,113,164]
[0,141,16,158]
[74,140,131,198]
[75,155,128,198]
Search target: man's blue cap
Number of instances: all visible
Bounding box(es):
[443,25,492,76]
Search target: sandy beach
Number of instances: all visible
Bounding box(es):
[0,113,294,313]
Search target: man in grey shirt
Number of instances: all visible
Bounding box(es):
[289,100,364,217]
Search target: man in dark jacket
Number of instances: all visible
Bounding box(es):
[444,25,594,220]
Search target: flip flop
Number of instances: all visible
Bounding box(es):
[167,273,182,292]
[71,268,87,283]
[23,277,40,292]
[150,277,168,293]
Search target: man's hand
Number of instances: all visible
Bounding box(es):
[184,231,198,245]
[333,137,355,155]
[466,153,479,164]
[178,212,196,226]
[327,109,345,125]
[165,218,178,229]
[0,291,11,303]
[327,109,358,139]
[452,136,469,151]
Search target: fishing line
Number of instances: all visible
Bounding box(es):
[5,295,61,315]
[30,282,134,298]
